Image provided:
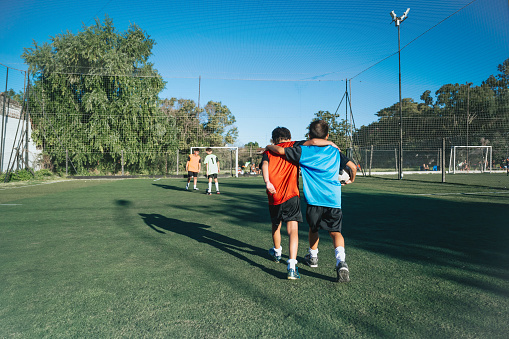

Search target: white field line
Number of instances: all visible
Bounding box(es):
[0,204,23,206]
[0,180,75,191]
[414,191,509,196]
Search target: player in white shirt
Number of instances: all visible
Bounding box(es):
[204,148,220,195]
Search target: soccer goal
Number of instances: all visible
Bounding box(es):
[190,146,239,177]
[449,146,492,174]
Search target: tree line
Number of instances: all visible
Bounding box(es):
[309,58,509,164]
[20,17,237,174]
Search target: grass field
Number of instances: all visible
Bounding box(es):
[1,174,508,338]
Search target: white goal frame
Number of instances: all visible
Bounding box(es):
[190,146,239,177]
[449,146,492,174]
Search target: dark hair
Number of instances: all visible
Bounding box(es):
[309,120,329,139]
[206,147,212,152]
[271,127,292,144]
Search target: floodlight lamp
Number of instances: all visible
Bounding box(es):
[390,10,397,20]
[401,8,410,20]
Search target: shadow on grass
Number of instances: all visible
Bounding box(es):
[371,173,509,190]
[138,213,323,280]
[343,188,509,296]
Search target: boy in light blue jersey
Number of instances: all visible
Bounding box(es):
[266,120,357,282]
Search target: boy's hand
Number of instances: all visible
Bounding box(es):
[266,144,285,155]
[330,142,340,151]
[266,181,277,194]
[341,179,353,186]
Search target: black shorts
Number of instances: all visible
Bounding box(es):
[306,205,343,233]
[268,196,303,225]
[188,171,198,178]
[208,174,218,179]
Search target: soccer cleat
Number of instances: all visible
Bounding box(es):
[335,261,350,283]
[268,248,281,263]
[216,191,220,194]
[206,192,212,195]
[304,253,318,268]
[193,187,199,190]
[287,267,301,280]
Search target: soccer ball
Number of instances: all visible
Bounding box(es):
[339,169,350,184]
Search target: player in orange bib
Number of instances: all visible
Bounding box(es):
[185,149,201,190]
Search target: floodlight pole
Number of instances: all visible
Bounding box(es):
[391,8,409,180]
[466,82,472,168]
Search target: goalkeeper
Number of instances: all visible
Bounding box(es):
[266,120,356,282]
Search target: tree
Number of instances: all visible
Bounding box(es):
[244,141,260,148]
[202,101,238,146]
[307,110,351,150]
[22,16,168,174]
[160,97,204,150]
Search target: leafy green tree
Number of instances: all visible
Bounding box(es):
[3,89,24,104]
[307,110,351,150]
[244,141,259,148]
[160,97,204,151]
[202,101,238,146]
[22,16,168,174]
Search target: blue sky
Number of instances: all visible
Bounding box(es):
[1,0,508,146]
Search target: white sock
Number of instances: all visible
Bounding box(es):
[274,246,282,256]
[335,246,346,265]
[287,258,298,270]
[208,182,212,191]
[186,183,189,189]
[215,182,219,191]
[194,184,197,189]
[309,248,319,258]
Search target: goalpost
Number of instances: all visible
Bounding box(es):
[449,146,492,174]
[190,146,239,178]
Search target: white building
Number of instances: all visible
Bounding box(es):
[0,93,42,172]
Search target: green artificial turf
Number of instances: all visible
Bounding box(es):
[1,175,508,338]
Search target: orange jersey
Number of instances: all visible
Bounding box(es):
[187,154,201,172]
[262,141,300,205]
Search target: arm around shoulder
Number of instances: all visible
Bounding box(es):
[265,144,285,155]
[303,138,340,151]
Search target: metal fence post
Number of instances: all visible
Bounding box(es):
[66,149,68,176]
[442,138,446,183]
[121,150,124,176]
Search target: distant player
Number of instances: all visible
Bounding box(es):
[204,148,220,195]
[266,120,357,282]
[185,149,201,190]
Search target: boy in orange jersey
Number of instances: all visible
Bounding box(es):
[261,127,335,279]
[185,149,201,190]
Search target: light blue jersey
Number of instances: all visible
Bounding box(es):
[285,145,348,209]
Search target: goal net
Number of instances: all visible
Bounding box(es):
[190,147,239,177]
[449,146,492,174]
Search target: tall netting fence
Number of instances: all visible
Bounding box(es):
[351,115,509,174]
[1,69,246,177]
[1,65,508,179]
[350,112,509,178]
